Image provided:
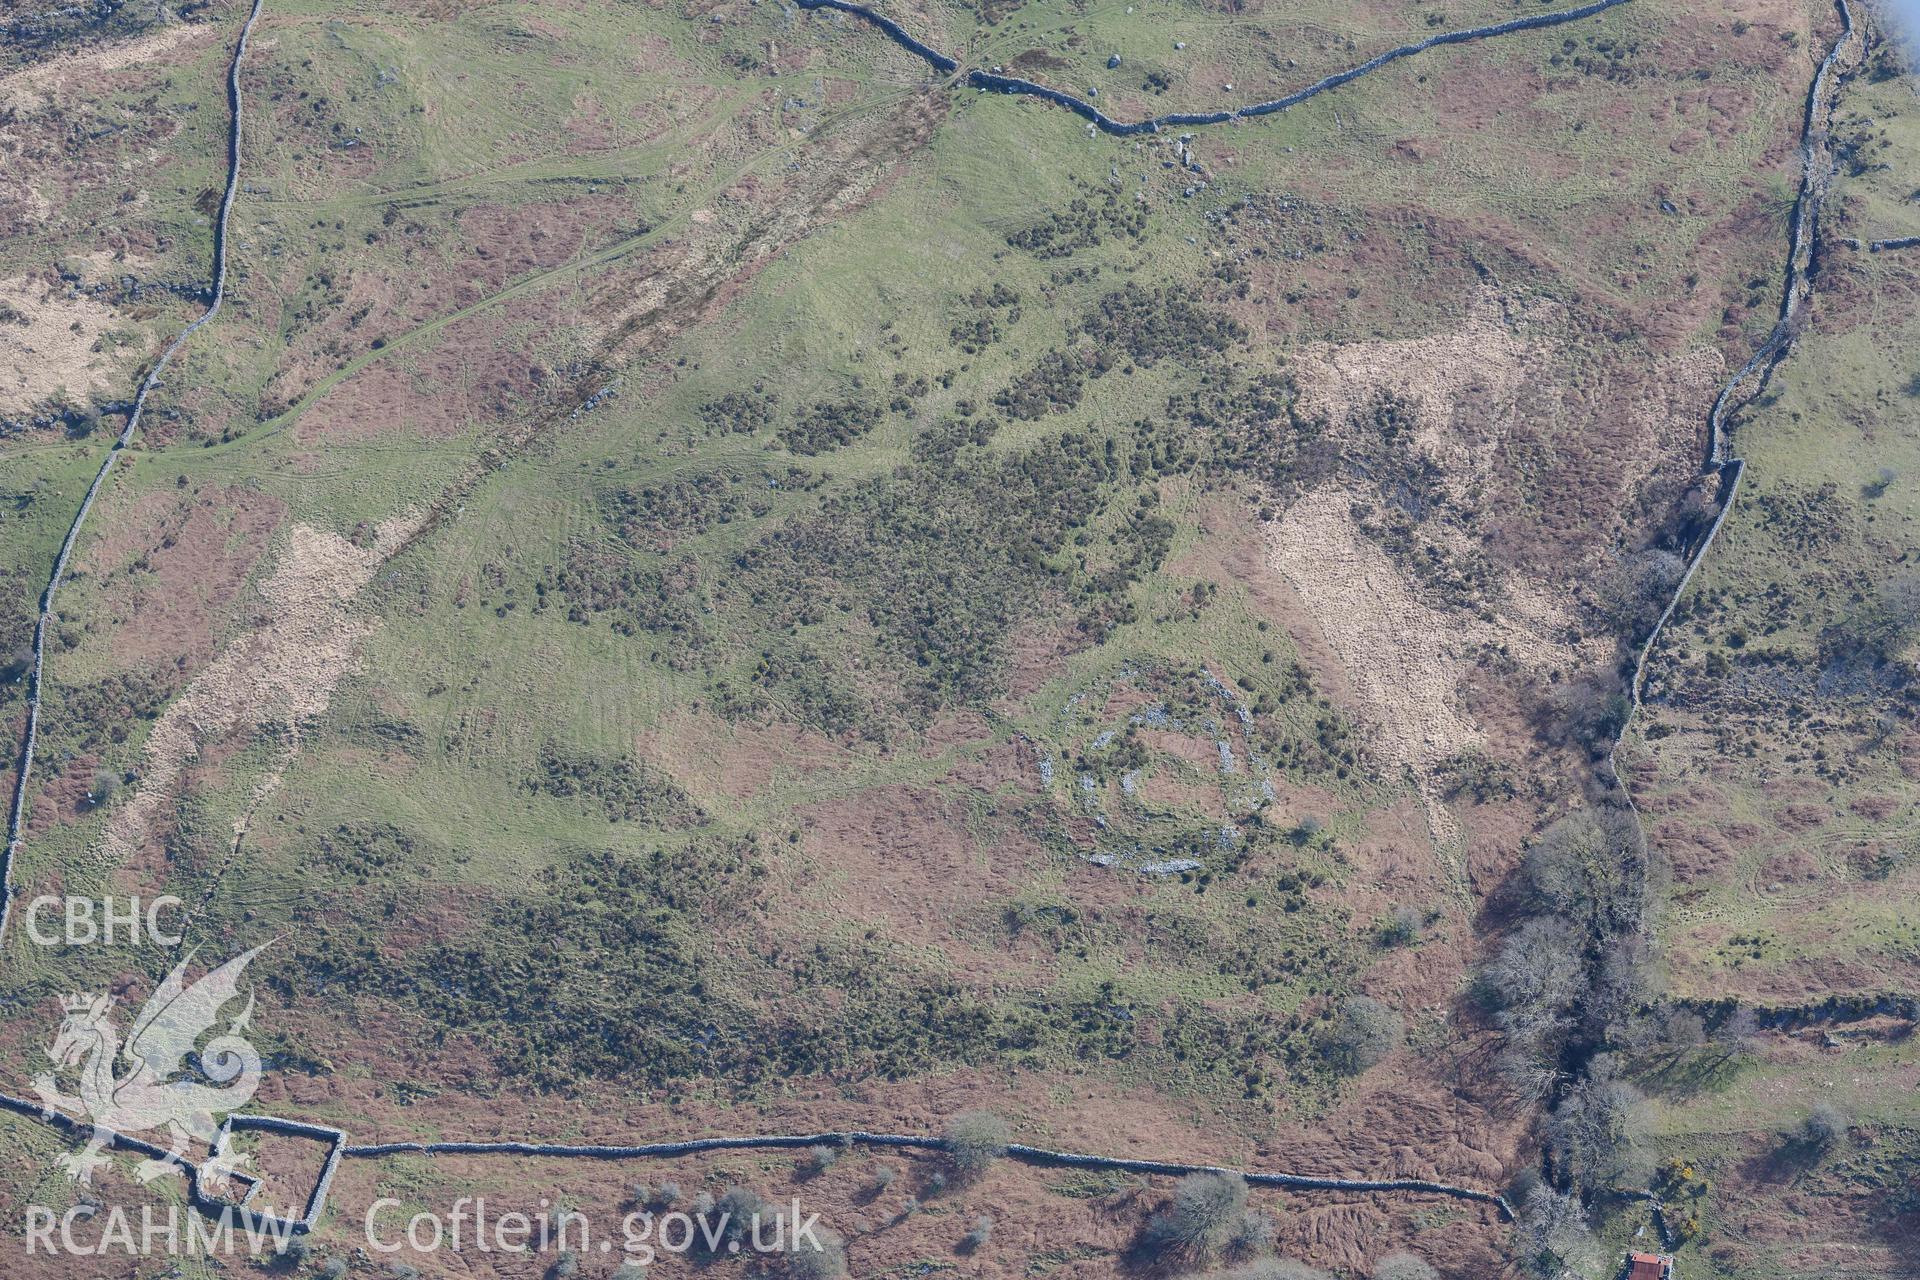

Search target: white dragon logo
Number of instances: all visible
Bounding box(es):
[32,943,269,1185]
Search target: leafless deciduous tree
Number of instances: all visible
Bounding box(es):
[1713,1007,1761,1062]
[1546,1077,1652,1196]
[1324,996,1403,1075]
[1798,1101,1849,1152]
[1483,917,1588,1054]
[941,1111,1010,1183]
[1512,1183,1600,1279]
[1140,1171,1255,1262]
[1523,806,1652,941]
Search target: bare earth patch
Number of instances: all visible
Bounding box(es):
[1264,294,1721,842]
[102,515,422,865]
[0,274,155,415]
[0,24,203,112]
[1289,291,1534,507]
[1264,488,1583,846]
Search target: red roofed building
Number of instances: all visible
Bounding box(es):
[1626,1252,1674,1280]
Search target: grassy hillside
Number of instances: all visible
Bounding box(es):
[1,2,1914,1278]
